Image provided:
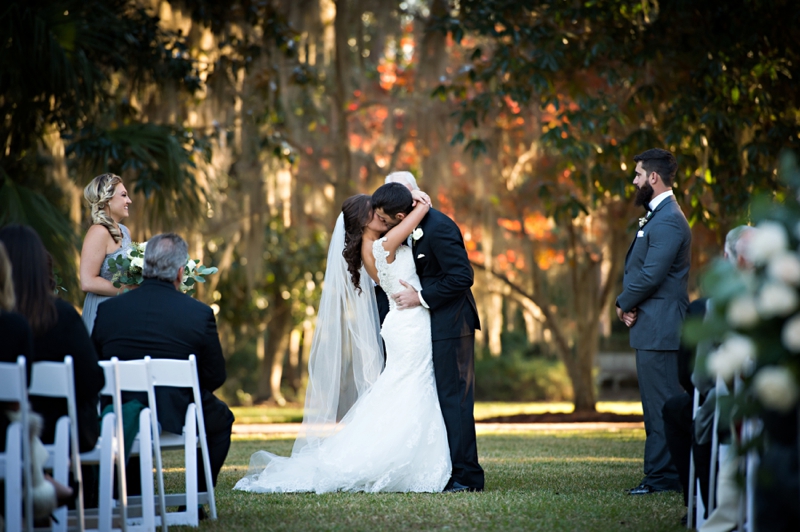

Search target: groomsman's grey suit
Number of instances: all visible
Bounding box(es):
[617,193,691,492]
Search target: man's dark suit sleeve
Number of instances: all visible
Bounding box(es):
[617,215,685,312]
[420,220,474,311]
[198,307,226,392]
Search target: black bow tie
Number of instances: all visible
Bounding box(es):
[644,204,653,213]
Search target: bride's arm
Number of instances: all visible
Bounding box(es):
[362,244,379,285]
[380,191,430,258]
[80,225,125,296]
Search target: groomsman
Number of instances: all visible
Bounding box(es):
[616,148,691,495]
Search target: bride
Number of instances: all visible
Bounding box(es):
[234,189,451,493]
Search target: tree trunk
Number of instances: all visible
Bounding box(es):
[288,327,302,395]
[256,301,292,404]
[332,0,353,217]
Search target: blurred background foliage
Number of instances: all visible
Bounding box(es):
[2,0,798,412]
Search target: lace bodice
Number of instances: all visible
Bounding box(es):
[372,239,421,312]
[99,224,132,281]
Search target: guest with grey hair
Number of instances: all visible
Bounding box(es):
[142,232,189,284]
[661,224,754,526]
[385,171,419,191]
[723,225,754,269]
[92,233,233,519]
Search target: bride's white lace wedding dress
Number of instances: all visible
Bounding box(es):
[233,238,451,493]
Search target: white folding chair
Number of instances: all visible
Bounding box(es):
[114,359,163,532]
[687,387,706,529]
[0,355,33,532]
[741,417,760,532]
[145,355,217,527]
[29,356,84,532]
[708,374,730,513]
[30,356,132,532]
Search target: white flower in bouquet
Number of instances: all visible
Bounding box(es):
[131,256,144,270]
[746,221,788,265]
[707,334,757,381]
[757,280,799,318]
[179,258,218,295]
[753,366,799,413]
[767,251,800,285]
[781,314,800,352]
[727,294,760,328]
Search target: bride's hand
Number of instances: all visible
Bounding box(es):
[411,190,432,207]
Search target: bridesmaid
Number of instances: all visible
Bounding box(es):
[80,173,134,334]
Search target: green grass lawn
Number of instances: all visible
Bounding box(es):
[164,426,684,531]
[230,401,644,424]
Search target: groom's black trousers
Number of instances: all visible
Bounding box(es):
[433,334,484,490]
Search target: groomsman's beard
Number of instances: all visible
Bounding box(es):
[634,182,654,207]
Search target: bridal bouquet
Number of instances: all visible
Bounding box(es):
[107,241,218,295]
[107,241,147,288]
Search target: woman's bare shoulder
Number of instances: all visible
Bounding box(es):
[83,224,114,251]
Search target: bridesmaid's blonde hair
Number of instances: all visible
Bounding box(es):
[0,242,14,312]
[84,173,123,243]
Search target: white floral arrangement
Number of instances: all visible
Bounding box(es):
[107,241,147,289]
[687,152,800,419]
[180,259,218,295]
[107,241,218,295]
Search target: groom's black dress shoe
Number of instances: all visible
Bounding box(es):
[626,483,659,495]
[443,482,469,493]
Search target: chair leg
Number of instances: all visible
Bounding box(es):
[138,409,157,532]
[184,405,198,527]
[50,417,71,532]
[5,424,23,532]
[688,448,696,529]
[97,414,116,531]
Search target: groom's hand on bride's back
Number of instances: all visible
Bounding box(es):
[393,279,421,310]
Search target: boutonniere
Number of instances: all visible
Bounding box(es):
[411,227,424,244]
[638,211,653,228]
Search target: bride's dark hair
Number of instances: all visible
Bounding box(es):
[341,194,373,294]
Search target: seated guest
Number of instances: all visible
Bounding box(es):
[0,240,33,374]
[0,225,105,453]
[662,225,753,526]
[662,298,708,523]
[0,239,73,521]
[91,233,233,503]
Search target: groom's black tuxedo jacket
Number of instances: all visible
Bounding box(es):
[413,209,481,341]
[91,278,230,435]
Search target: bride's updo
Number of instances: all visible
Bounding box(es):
[342,194,373,293]
[84,173,124,243]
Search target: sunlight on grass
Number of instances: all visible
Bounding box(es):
[160,428,685,532]
[231,404,305,423]
[230,401,643,425]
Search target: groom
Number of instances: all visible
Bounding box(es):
[372,182,484,492]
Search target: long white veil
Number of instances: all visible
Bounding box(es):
[290,213,384,455]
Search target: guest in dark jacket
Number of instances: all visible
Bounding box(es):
[92,232,233,496]
[0,240,34,451]
[0,225,105,453]
[0,236,75,519]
